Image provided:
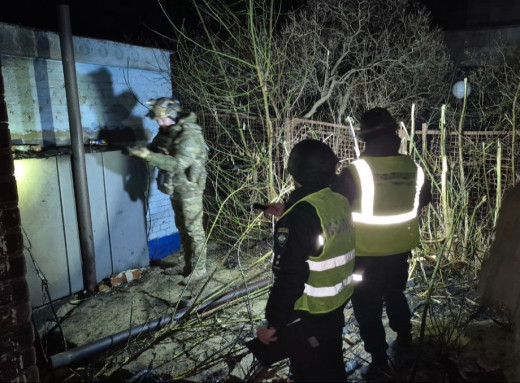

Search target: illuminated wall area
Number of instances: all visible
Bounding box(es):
[14,152,152,306]
[2,22,180,306]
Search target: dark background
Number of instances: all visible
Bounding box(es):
[1,0,519,48]
[0,0,185,47]
[419,0,520,30]
[0,0,301,47]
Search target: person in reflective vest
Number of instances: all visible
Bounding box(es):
[249,139,355,382]
[333,107,431,380]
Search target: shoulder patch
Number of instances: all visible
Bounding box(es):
[276,227,289,247]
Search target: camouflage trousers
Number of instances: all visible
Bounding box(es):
[171,190,206,275]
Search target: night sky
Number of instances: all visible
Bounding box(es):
[0,0,186,47]
[0,0,303,47]
[0,0,518,47]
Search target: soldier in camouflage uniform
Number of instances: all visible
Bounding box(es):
[128,97,208,284]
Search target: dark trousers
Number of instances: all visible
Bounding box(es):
[288,307,348,382]
[351,252,411,355]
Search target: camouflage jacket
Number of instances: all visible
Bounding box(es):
[146,113,208,193]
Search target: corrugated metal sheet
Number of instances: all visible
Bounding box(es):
[16,150,149,307]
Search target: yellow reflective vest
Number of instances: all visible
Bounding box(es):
[280,188,356,314]
[348,156,424,256]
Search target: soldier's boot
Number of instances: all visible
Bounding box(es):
[179,248,207,285]
[179,267,207,285]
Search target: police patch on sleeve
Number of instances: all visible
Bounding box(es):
[276,227,289,247]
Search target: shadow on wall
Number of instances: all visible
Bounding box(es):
[87,67,152,217]
[10,31,58,147]
[122,155,152,203]
[87,67,147,145]
[34,31,57,147]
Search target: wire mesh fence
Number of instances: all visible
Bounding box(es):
[200,112,519,265]
[199,113,271,246]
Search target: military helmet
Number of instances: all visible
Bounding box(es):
[359,107,398,141]
[146,97,182,120]
[288,139,338,187]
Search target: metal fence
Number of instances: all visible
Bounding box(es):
[200,113,519,242]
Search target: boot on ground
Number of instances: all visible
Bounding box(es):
[388,332,415,368]
[360,352,391,382]
[179,267,207,285]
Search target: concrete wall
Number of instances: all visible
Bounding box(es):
[0,22,171,145]
[1,22,180,304]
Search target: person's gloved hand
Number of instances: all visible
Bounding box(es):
[127,147,150,159]
[256,326,278,344]
[264,203,285,218]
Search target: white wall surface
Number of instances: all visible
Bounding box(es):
[0,22,171,145]
[2,22,179,304]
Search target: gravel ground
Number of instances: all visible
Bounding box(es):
[34,240,517,382]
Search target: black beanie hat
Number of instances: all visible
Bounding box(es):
[288,139,338,187]
[359,107,398,141]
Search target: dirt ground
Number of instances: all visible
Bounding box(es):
[33,240,518,382]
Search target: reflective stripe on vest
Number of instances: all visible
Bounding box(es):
[351,159,424,225]
[307,249,355,271]
[304,274,355,297]
[280,188,355,314]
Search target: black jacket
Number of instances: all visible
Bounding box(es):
[265,184,325,330]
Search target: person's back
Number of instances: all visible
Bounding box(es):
[333,107,430,381]
[348,154,424,256]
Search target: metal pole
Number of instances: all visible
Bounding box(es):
[57,4,97,292]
